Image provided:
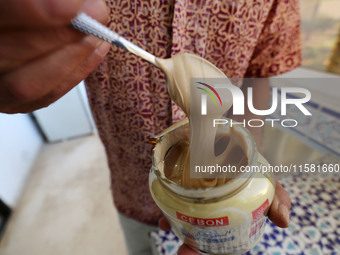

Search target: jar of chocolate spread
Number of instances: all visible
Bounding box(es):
[149,118,275,255]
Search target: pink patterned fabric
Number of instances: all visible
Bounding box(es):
[85,0,301,225]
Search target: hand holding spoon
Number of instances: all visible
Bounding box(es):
[71,13,232,116]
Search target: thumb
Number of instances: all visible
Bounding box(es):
[0,0,108,28]
[268,179,291,228]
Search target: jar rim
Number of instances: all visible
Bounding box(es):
[151,117,258,200]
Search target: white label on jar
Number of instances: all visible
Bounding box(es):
[174,216,267,254]
[172,199,270,254]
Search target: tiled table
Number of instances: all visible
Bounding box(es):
[150,174,340,255]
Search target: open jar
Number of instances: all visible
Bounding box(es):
[149,118,275,255]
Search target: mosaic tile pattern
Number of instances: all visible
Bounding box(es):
[310,108,340,156]
[150,176,340,255]
[269,89,340,157]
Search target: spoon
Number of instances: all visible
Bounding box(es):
[71,13,232,116]
[72,13,236,182]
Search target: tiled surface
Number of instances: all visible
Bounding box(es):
[150,175,340,255]
[270,89,340,157]
[261,176,340,255]
[311,108,340,155]
[151,231,180,255]
[0,135,128,255]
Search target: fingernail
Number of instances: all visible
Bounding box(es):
[84,36,103,47]
[83,36,110,57]
[278,203,290,225]
[96,41,111,57]
[81,0,109,23]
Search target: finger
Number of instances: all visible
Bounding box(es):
[0,0,109,74]
[2,40,110,113]
[158,216,171,231]
[0,0,84,27]
[268,179,291,228]
[0,0,108,28]
[28,40,110,111]
[178,245,200,255]
[0,27,83,73]
[0,36,108,112]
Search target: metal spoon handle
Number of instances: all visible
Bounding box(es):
[71,13,158,67]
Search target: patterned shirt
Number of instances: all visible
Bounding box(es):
[85,0,301,225]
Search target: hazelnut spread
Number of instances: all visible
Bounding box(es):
[156,53,247,189]
[163,126,248,189]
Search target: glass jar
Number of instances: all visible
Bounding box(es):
[149,118,275,255]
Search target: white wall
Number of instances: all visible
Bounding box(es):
[33,83,96,142]
[0,113,43,208]
[78,81,97,132]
